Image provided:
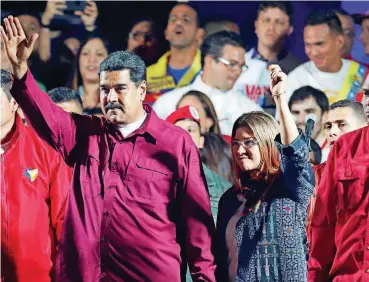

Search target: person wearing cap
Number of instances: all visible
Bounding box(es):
[166,105,230,282]
[166,105,231,222]
[353,10,369,55]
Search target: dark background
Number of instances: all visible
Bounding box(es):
[1,1,367,62]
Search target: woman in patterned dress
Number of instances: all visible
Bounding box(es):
[215,65,314,282]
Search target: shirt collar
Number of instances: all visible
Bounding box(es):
[251,47,289,62]
[134,104,162,141]
[107,104,163,141]
[192,73,233,96]
[1,114,23,152]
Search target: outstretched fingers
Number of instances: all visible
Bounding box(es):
[0,26,9,43]
[8,16,19,38]
[14,17,26,39]
[4,18,14,39]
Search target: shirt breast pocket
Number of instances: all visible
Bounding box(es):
[128,157,176,205]
[336,163,367,211]
[81,155,102,197]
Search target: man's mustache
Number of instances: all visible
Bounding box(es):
[105,103,124,112]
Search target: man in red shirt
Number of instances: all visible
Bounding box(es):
[308,102,369,279]
[0,69,71,281]
[308,126,369,281]
[1,15,215,282]
[306,99,367,245]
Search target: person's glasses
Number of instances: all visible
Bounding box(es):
[129,31,153,41]
[216,57,248,72]
[229,138,258,149]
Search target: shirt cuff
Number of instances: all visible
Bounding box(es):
[274,129,307,156]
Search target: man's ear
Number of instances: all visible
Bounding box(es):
[139,80,147,102]
[164,26,169,41]
[287,25,294,36]
[204,55,214,68]
[254,19,258,34]
[196,28,205,47]
[10,97,18,112]
[336,34,345,51]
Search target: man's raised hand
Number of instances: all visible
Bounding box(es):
[0,16,38,78]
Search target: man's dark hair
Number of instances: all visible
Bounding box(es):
[288,86,329,113]
[48,87,83,109]
[99,51,146,87]
[128,17,157,37]
[1,69,13,100]
[331,8,351,18]
[330,99,367,124]
[304,9,343,35]
[200,30,244,67]
[257,1,294,25]
[169,3,201,28]
[204,15,239,37]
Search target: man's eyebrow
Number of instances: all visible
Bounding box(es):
[100,83,128,88]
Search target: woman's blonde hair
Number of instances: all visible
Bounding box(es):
[231,111,280,187]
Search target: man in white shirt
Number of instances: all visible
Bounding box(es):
[234,1,301,116]
[287,9,369,104]
[153,31,262,136]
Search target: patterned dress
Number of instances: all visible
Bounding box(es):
[216,134,314,282]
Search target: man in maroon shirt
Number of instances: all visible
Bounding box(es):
[1,16,216,282]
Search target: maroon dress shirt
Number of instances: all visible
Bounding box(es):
[11,70,216,282]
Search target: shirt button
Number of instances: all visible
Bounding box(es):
[103,210,109,216]
[366,269,369,273]
[367,246,369,250]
